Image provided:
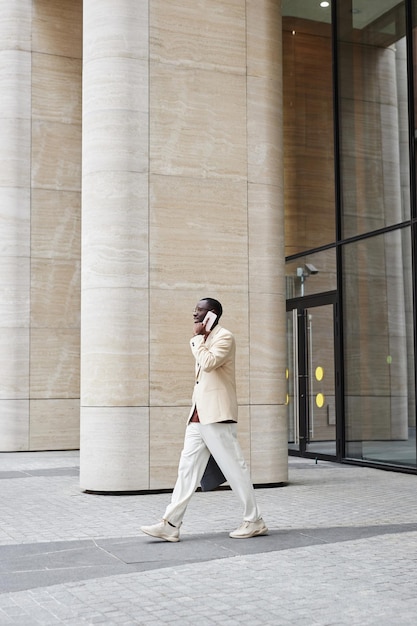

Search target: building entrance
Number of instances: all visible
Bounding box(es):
[287,292,340,460]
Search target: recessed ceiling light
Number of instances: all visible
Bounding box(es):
[320,1,330,7]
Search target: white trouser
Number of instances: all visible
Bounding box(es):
[163,422,261,527]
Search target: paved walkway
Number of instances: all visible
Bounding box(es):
[0,451,416,625]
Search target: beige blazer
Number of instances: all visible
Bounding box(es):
[188,324,238,425]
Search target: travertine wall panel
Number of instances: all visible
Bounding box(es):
[150,66,247,179]
[30,259,80,328]
[31,189,80,260]
[0,1,32,448]
[29,399,80,449]
[149,175,248,289]
[27,0,82,449]
[32,53,82,123]
[30,328,80,398]
[0,400,29,451]
[0,329,29,399]
[31,121,81,190]
[32,0,82,58]
[150,0,246,72]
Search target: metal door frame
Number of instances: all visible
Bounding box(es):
[286,290,343,462]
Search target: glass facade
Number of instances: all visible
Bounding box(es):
[282,0,335,256]
[283,0,417,472]
[343,229,415,466]
[338,0,410,238]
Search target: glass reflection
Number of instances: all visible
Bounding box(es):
[343,229,416,466]
[306,305,336,455]
[286,248,337,299]
[338,1,410,238]
[283,1,336,256]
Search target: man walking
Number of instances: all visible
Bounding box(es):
[140,297,268,542]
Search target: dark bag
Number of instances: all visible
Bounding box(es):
[200,454,226,491]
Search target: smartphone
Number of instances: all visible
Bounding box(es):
[202,311,217,331]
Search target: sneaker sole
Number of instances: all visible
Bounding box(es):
[229,527,269,539]
[140,528,180,542]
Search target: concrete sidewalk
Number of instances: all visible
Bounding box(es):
[0,451,416,625]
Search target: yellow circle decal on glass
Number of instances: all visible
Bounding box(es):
[316,393,325,408]
[285,368,289,380]
[315,366,324,381]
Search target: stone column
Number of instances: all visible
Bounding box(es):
[147,0,287,488]
[0,1,31,450]
[80,0,150,490]
[247,0,287,483]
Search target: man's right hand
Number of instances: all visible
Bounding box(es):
[193,321,207,336]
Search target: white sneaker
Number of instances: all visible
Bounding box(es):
[229,518,268,539]
[140,520,180,542]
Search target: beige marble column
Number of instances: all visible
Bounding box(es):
[0,1,32,450]
[247,0,287,483]
[148,0,287,488]
[81,0,286,491]
[80,0,150,490]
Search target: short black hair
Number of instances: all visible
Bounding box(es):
[201,297,223,319]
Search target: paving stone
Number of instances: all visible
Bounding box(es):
[1,452,417,624]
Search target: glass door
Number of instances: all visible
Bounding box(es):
[287,294,339,459]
